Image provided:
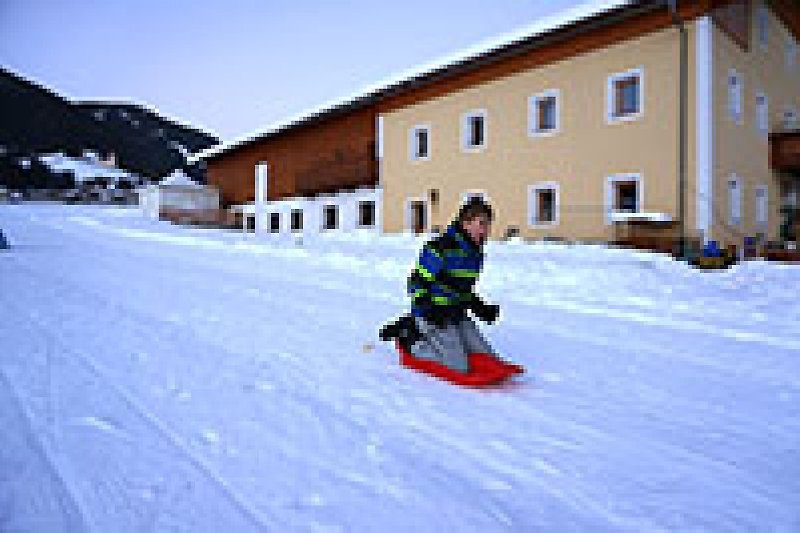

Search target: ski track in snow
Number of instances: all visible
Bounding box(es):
[1,204,799,532]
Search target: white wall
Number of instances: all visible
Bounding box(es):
[243,187,382,237]
[138,185,160,219]
[139,185,220,218]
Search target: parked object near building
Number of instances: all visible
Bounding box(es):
[611,212,681,256]
[688,240,739,270]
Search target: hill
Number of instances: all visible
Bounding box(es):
[0,66,218,186]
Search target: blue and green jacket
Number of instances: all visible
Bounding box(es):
[408,223,484,320]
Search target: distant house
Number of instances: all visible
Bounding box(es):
[39,152,140,187]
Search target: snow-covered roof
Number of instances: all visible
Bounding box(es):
[39,153,139,182]
[159,169,201,187]
[191,0,636,163]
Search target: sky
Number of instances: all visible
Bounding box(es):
[2,0,604,143]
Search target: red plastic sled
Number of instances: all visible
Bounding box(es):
[396,341,524,387]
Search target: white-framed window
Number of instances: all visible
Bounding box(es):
[605,173,643,224]
[756,5,769,51]
[269,212,280,233]
[786,38,798,72]
[290,209,303,232]
[528,182,560,227]
[728,175,742,226]
[322,204,338,230]
[607,67,644,123]
[461,109,487,151]
[784,105,799,130]
[728,69,743,125]
[756,92,769,137]
[357,200,376,228]
[755,184,769,226]
[409,125,430,161]
[528,90,560,136]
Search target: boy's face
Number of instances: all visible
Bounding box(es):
[462,215,491,246]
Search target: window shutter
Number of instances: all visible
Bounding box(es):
[756,187,768,225]
[729,178,741,225]
[756,93,768,134]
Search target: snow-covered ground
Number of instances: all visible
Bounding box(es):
[1,203,798,532]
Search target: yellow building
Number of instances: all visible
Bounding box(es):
[378,0,800,250]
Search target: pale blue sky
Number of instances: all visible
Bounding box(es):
[2,0,599,142]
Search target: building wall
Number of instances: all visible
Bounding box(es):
[711,0,800,246]
[239,187,382,235]
[206,106,378,207]
[381,24,694,241]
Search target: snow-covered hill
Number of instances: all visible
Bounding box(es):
[1,204,798,532]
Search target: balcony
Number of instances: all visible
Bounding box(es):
[770,130,800,174]
[294,148,378,197]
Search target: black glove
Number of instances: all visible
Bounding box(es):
[469,295,500,324]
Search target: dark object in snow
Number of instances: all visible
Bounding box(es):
[0,229,8,249]
[395,340,523,387]
[688,239,738,270]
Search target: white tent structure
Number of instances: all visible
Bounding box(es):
[138,169,220,219]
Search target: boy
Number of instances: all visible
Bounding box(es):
[380,197,520,376]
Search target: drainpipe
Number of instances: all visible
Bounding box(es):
[668,0,688,259]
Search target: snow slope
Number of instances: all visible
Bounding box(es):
[1,203,798,532]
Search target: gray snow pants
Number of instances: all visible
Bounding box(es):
[410,316,496,373]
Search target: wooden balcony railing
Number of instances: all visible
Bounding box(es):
[294,149,378,196]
